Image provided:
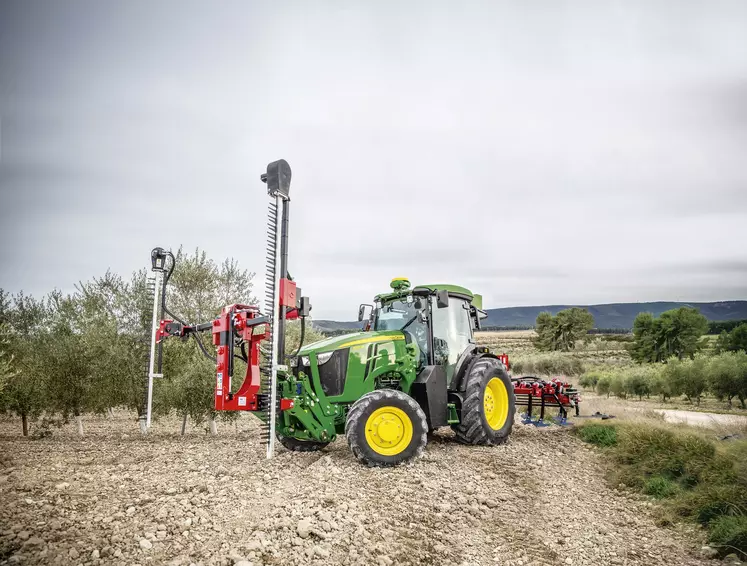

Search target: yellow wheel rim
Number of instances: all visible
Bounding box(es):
[364,406,413,456]
[484,377,509,430]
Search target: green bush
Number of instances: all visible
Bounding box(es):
[643,476,680,499]
[578,372,599,390]
[708,515,747,557]
[609,372,627,398]
[576,423,618,447]
[596,375,611,397]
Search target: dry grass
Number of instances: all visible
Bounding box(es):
[475,331,632,368]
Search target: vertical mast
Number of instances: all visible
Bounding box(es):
[261,159,292,459]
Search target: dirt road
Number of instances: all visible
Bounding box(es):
[0,414,709,566]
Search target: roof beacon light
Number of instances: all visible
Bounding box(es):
[390,277,411,291]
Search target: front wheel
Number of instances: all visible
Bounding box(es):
[452,357,515,445]
[345,389,428,467]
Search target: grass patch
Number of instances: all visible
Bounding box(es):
[709,516,747,557]
[574,421,747,558]
[643,476,680,499]
[576,423,617,447]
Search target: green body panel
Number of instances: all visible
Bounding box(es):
[265,282,483,444]
[274,330,421,442]
[296,330,402,356]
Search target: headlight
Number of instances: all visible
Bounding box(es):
[301,356,310,366]
[317,351,333,365]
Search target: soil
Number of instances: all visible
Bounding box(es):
[0,413,711,566]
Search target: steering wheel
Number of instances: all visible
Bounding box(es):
[403,329,428,367]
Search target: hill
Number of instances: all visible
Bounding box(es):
[481,301,747,330]
[312,300,747,333]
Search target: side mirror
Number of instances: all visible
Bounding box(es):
[358,304,373,322]
[471,306,482,331]
[413,298,423,310]
[436,290,449,309]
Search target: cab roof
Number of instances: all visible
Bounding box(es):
[375,283,477,306]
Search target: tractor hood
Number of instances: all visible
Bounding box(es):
[297,330,405,355]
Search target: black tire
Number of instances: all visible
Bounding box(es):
[452,357,515,445]
[345,389,428,467]
[277,433,329,452]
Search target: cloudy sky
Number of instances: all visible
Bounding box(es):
[1,1,746,320]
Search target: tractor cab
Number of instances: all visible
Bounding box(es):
[361,278,487,382]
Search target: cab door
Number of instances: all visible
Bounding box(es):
[430,295,474,382]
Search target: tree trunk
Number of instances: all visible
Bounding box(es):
[208,415,218,436]
[21,413,28,437]
[76,415,84,436]
[181,413,188,436]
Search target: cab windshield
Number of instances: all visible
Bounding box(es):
[373,300,420,331]
[374,298,429,365]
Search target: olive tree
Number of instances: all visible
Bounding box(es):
[0,293,49,435]
[631,307,708,363]
[534,308,594,352]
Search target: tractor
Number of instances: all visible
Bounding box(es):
[285,279,516,466]
[146,159,516,466]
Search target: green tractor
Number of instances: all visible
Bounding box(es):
[279,277,516,466]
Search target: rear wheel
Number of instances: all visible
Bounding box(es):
[453,357,515,445]
[345,389,428,467]
[277,433,329,452]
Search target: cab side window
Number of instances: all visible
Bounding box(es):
[431,296,474,381]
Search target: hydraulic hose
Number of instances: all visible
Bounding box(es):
[161,251,188,326]
[191,332,217,364]
[289,315,306,359]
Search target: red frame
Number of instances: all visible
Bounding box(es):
[211,304,267,411]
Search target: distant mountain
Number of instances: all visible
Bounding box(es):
[480,301,747,330]
[312,301,747,333]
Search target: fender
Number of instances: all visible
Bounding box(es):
[450,346,506,393]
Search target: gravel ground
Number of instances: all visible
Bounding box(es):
[0,413,710,566]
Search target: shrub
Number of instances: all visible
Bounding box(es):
[624,370,651,400]
[644,476,680,499]
[709,352,747,408]
[576,423,618,447]
[708,515,747,557]
[596,375,612,397]
[578,373,599,390]
[609,372,627,398]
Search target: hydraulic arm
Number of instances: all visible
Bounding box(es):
[145,159,311,458]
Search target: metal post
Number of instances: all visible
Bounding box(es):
[276,198,289,361]
[267,194,283,459]
[146,270,163,429]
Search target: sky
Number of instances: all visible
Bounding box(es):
[1,1,746,321]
